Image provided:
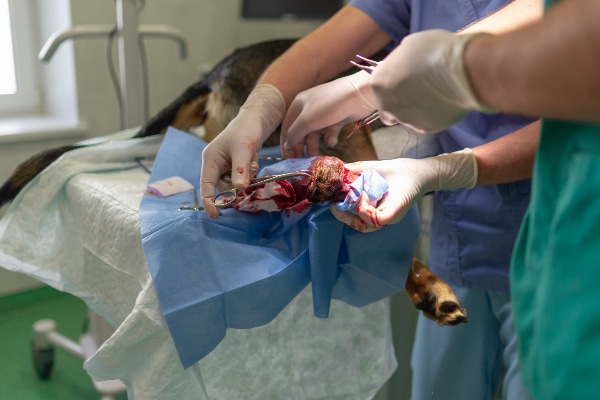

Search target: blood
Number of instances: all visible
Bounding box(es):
[225,156,360,215]
[306,156,354,203]
[356,198,384,229]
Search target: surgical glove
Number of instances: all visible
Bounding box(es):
[370,29,495,134]
[201,84,285,218]
[281,71,376,159]
[330,148,478,232]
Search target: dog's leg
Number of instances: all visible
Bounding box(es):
[405,256,468,326]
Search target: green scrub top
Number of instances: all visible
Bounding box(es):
[511,119,600,399]
[510,5,600,398]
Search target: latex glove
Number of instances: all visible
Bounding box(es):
[281,70,376,159]
[200,84,285,218]
[330,148,478,232]
[370,29,495,134]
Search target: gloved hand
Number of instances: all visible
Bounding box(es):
[330,148,478,232]
[200,84,285,218]
[370,29,495,134]
[281,70,376,159]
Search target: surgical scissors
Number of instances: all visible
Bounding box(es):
[347,55,381,138]
[179,169,312,211]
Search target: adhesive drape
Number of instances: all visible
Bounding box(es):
[140,127,419,368]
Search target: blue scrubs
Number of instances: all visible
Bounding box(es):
[349,0,534,398]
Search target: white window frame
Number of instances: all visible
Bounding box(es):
[0,0,40,114]
[0,0,85,143]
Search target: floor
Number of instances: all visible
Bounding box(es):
[0,286,415,400]
[0,286,127,400]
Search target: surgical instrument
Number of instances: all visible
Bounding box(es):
[349,54,379,74]
[179,170,312,211]
[347,55,381,138]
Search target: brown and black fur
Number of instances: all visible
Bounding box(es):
[406,257,467,326]
[0,38,466,326]
[138,38,380,159]
[138,39,296,145]
[0,145,79,205]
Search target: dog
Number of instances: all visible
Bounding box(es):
[0,38,466,326]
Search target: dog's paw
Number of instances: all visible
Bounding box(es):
[405,257,468,326]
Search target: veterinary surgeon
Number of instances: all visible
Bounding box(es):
[304,0,600,399]
[201,1,542,399]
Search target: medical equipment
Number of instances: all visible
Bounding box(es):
[347,55,381,137]
[31,312,127,398]
[180,170,313,211]
[218,169,313,202]
[350,54,380,74]
[349,109,381,137]
[38,0,187,129]
[27,1,188,396]
[178,187,203,211]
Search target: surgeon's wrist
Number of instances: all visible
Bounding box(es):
[241,84,286,141]
[347,70,378,112]
[453,33,496,113]
[434,148,479,191]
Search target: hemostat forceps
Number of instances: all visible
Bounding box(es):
[350,54,379,74]
[347,55,381,138]
[179,170,312,211]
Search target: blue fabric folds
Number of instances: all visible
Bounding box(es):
[140,127,419,368]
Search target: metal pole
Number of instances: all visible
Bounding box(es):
[39,1,186,130]
[116,0,144,129]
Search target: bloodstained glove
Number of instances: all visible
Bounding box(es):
[330,148,478,232]
[200,84,285,218]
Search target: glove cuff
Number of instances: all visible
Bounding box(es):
[347,70,378,111]
[434,148,478,190]
[240,84,286,141]
[451,33,496,113]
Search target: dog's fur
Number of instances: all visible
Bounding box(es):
[138,38,379,160]
[0,38,466,326]
[407,257,467,325]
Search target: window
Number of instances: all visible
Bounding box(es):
[0,0,82,142]
[0,0,39,114]
[0,1,16,95]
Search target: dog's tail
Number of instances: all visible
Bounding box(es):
[0,144,81,207]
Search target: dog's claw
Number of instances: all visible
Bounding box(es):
[405,257,468,326]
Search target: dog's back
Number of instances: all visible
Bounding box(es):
[138,39,297,142]
[138,37,379,156]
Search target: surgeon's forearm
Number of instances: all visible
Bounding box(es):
[473,121,539,185]
[255,6,391,109]
[459,0,543,35]
[465,0,600,122]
